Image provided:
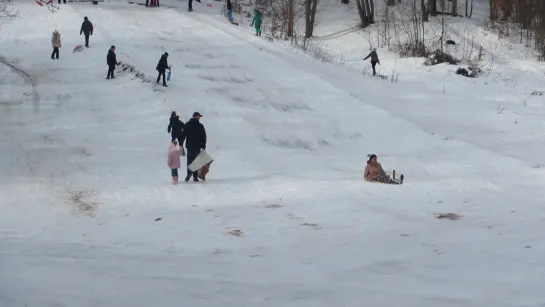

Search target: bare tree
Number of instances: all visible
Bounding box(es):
[355,0,375,27]
[304,0,319,38]
[0,0,39,108]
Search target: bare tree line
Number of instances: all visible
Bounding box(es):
[488,0,545,59]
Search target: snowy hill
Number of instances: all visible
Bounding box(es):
[1,1,544,306]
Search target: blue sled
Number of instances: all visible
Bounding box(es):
[167,69,171,81]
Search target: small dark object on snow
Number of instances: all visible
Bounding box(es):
[155,217,162,222]
[436,213,461,220]
[446,39,456,45]
[456,67,469,76]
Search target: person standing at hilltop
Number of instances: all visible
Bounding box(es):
[250,9,262,36]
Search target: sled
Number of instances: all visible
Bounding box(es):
[36,0,59,12]
[230,21,240,26]
[189,150,214,172]
[72,44,84,53]
[167,68,171,81]
[197,160,213,181]
[366,170,404,185]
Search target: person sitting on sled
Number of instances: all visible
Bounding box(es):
[364,154,403,184]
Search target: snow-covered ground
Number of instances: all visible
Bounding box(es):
[1,1,545,306]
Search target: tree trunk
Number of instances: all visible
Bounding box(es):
[422,0,429,21]
[287,0,294,37]
[304,0,311,38]
[430,0,437,16]
[304,0,319,38]
[355,0,369,27]
[369,0,375,23]
[363,0,374,24]
[451,0,458,16]
[386,0,394,6]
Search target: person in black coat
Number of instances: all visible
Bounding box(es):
[362,48,380,76]
[106,45,118,80]
[167,111,185,143]
[179,112,207,182]
[156,52,170,87]
[80,17,94,48]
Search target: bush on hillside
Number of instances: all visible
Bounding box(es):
[424,49,460,66]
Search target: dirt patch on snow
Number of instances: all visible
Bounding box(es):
[68,190,98,217]
[226,229,244,237]
[436,213,461,220]
[301,222,321,230]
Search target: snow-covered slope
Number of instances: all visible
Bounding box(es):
[1,1,544,306]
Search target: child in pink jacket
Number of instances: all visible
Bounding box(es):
[167,140,182,184]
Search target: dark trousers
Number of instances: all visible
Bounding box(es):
[188,0,193,10]
[107,65,115,79]
[371,60,378,76]
[84,33,90,47]
[171,169,178,177]
[51,47,59,59]
[186,148,199,179]
[157,70,166,85]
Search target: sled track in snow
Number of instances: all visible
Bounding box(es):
[187,12,545,171]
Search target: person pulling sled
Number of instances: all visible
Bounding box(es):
[362,48,380,76]
[364,154,404,184]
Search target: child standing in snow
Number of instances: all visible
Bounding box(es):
[167,140,182,184]
[51,29,61,60]
[250,9,262,36]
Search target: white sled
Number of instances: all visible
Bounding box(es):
[189,150,214,172]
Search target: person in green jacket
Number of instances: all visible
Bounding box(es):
[250,9,262,36]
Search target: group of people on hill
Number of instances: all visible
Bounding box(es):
[50,16,93,59]
[49,16,169,85]
[167,111,208,184]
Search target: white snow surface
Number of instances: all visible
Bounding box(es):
[1,1,545,306]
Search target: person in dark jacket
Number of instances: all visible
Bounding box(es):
[363,48,380,76]
[226,0,233,22]
[107,45,118,80]
[179,112,207,182]
[167,111,185,143]
[80,17,94,48]
[156,52,170,87]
